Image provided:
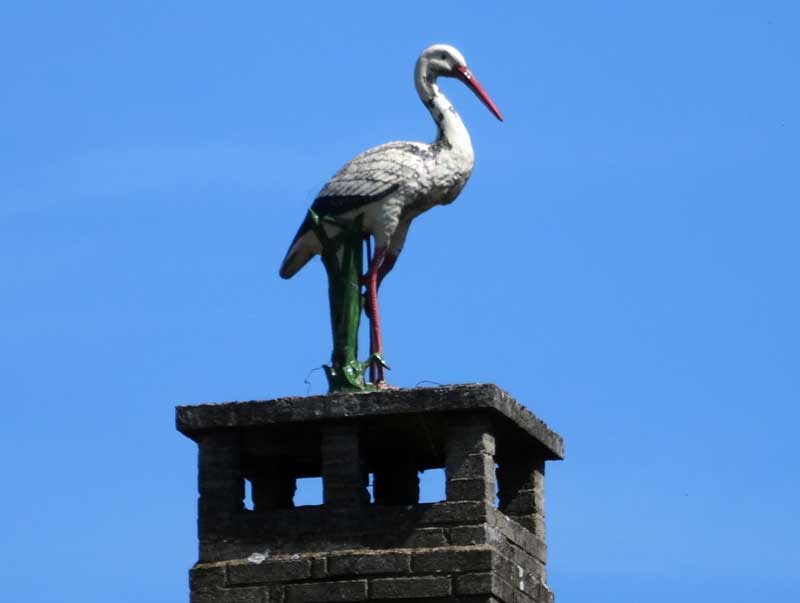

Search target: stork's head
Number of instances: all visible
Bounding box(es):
[416,44,503,121]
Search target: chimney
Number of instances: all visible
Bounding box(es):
[176,383,563,602]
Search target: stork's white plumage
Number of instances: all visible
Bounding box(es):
[280,44,502,385]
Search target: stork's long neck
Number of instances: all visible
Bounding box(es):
[415,63,473,155]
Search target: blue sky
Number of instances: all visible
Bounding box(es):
[1,1,798,601]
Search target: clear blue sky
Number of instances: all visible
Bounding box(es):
[2,2,798,601]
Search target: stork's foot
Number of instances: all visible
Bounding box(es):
[368,352,391,370]
[367,352,391,388]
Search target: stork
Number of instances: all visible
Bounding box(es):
[279,44,502,386]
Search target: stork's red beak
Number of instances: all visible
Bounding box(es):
[455,65,503,122]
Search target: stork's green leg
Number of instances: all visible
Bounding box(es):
[308,210,379,393]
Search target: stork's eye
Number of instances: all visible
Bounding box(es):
[440,53,447,60]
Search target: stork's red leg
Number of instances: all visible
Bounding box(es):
[365,247,387,385]
[376,253,398,289]
[364,252,397,317]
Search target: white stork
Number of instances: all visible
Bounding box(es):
[279,44,502,385]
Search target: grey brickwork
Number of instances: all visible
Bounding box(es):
[177,383,563,603]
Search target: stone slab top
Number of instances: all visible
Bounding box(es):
[176,383,563,460]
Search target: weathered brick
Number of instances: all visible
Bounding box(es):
[447,477,495,503]
[449,525,487,546]
[191,586,267,603]
[488,508,547,563]
[510,514,546,540]
[178,385,563,458]
[501,489,544,516]
[197,510,239,532]
[370,576,452,599]
[494,550,542,596]
[446,416,496,456]
[445,416,496,506]
[446,452,495,486]
[413,547,493,574]
[456,572,495,595]
[493,573,553,603]
[404,528,448,548]
[419,501,488,525]
[447,453,495,479]
[190,564,226,592]
[328,551,410,576]
[491,578,532,603]
[322,423,369,509]
[285,580,367,602]
[311,556,327,579]
[491,535,546,581]
[197,433,244,515]
[228,558,311,585]
[324,484,369,508]
[267,585,285,603]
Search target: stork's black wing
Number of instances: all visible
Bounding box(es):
[287,141,427,244]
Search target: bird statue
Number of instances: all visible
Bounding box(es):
[280,44,502,389]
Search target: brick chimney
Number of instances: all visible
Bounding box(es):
[176,384,563,602]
